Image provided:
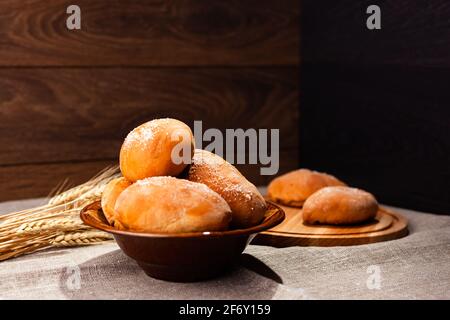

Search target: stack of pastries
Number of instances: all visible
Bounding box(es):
[268,169,379,225]
[101,118,267,233]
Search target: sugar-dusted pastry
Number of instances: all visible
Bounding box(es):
[302,186,378,225]
[101,177,132,228]
[114,176,231,233]
[186,149,266,229]
[120,118,195,182]
[267,169,346,207]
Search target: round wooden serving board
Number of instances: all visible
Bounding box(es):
[252,202,408,247]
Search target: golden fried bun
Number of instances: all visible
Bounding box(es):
[267,169,346,207]
[120,118,195,182]
[186,149,266,229]
[101,177,132,228]
[114,176,231,233]
[302,186,378,225]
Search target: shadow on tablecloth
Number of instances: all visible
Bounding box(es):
[58,249,300,300]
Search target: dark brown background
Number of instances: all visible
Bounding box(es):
[0,0,300,201]
[1,1,449,215]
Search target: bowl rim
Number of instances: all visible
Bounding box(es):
[80,200,285,239]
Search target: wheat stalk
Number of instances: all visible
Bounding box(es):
[0,243,50,261]
[17,217,84,233]
[0,166,119,262]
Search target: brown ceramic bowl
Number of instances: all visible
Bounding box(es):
[80,200,284,282]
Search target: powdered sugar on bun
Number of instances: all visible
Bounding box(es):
[114,176,231,233]
[120,118,195,182]
[187,149,266,228]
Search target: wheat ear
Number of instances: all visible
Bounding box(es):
[51,231,113,247]
[0,166,120,262]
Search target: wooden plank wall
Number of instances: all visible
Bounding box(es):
[0,0,300,201]
[299,1,450,214]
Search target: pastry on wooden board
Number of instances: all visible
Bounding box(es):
[114,176,232,233]
[267,169,346,207]
[186,149,267,229]
[302,186,379,225]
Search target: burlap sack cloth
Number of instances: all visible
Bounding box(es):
[1,197,449,299]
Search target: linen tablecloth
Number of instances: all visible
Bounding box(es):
[1,196,449,299]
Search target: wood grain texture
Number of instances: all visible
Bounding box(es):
[253,203,409,247]
[0,67,299,166]
[0,0,299,66]
[0,1,300,201]
[0,149,298,202]
[0,160,115,202]
[299,63,450,214]
[301,0,450,67]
